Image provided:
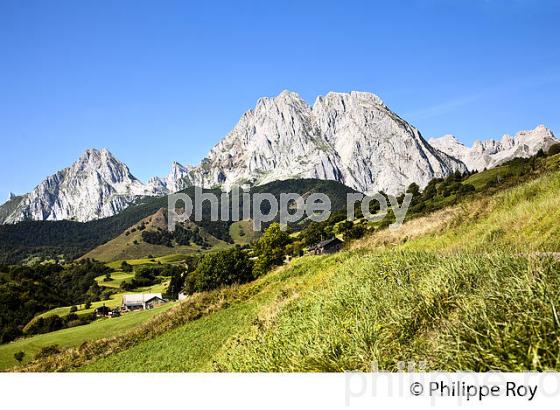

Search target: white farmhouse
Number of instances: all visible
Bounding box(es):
[122,293,166,311]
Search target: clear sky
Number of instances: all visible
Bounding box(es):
[1,0,559,201]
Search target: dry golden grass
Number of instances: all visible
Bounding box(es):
[351,197,492,251]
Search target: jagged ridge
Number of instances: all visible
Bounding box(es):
[429,125,558,171]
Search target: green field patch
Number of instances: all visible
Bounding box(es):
[0,302,176,370]
[31,280,170,322]
[105,254,191,271]
[95,271,135,288]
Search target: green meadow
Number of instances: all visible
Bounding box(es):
[30,279,169,322]
[0,302,175,370]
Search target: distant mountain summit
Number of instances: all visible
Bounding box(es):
[0,149,195,224]
[429,125,558,171]
[1,148,167,223]
[145,161,190,194]
[165,161,190,193]
[180,90,466,194]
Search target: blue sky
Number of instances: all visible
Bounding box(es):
[1,0,559,200]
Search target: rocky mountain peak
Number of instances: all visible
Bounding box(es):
[254,90,306,111]
[78,147,112,163]
[170,160,188,172]
[0,148,167,223]
[181,90,466,194]
[315,91,385,110]
[428,135,468,161]
[434,134,462,144]
[72,148,135,184]
[165,161,190,193]
[430,125,559,171]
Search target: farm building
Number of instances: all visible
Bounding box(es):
[308,237,343,255]
[122,293,167,311]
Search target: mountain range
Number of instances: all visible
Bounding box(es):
[1,91,557,224]
[429,124,558,171]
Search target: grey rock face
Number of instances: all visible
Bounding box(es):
[429,125,558,171]
[165,161,190,193]
[182,90,466,195]
[2,148,167,223]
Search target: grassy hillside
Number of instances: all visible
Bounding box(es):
[95,271,135,289]
[229,220,259,245]
[29,279,169,322]
[82,208,229,262]
[212,252,558,372]
[17,161,560,372]
[356,168,560,254]
[104,254,190,270]
[0,303,175,370]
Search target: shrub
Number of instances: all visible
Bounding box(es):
[334,220,353,235]
[406,182,420,196]
[142,230,172,246]
[343,224,366,241]
[121,261,133,272]
[285,241,305,257]
[66,319,84,328]
[166,271,186,300]
[422,184,437,200]
[299,222,327,246]
[14,351,25,363]
[461,183,476,193]
[376,208,397,230]
[120,265,183,290]
[65,313,79,322]
[141,225,206,247]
